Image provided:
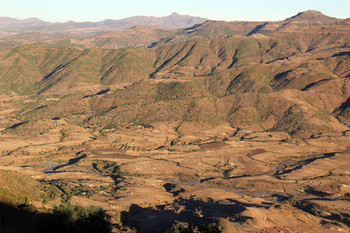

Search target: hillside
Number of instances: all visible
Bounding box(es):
[0,16,349,138]
[0,170,43,203]
[88,26,177,49]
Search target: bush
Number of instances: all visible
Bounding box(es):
[93,160,121,176]
[167,220,222,233]
[40,204,112,233]
[290,199,321,216]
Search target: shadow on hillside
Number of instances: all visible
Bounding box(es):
[0,201,112,233]
[51,154,87,171]
[121,197,267,233]
[332,51,350,57]
[36,154,88,173]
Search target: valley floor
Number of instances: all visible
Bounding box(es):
[0,121,349,232]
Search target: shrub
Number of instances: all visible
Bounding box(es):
[93,160,121,176]
[40,204,112,233]
[167,220,222,233]
[290,199,321,216]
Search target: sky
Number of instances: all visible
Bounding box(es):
[0,0,349,22]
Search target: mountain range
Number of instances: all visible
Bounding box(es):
[0,10,349,138]
[0,12,207,37]
[0,10,346,50]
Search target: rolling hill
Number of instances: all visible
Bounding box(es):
[1,12,349,138]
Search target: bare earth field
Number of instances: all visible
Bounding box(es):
[0,115,349,232]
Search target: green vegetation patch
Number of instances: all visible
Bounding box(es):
[41,179,108,203]
[92,160,121,176]
[46,204,112,233]
[289,199,322,216]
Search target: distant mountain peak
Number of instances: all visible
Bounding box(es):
[287,10,339,22]
[170,12,180,16]
[298,10,324,16]
[24,17,44,22]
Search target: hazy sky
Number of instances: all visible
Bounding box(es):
[1,0,349,22]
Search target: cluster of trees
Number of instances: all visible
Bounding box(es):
[0,202,112,233]
[41,204,112,233]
